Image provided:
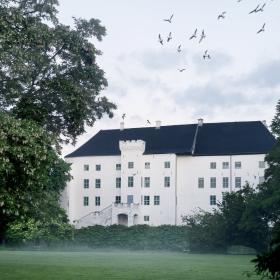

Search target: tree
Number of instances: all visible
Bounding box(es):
[182,184,269,252]
[252,100,280,279]
[182,209,226,252]
[0,0,116,147]
[0,112,71,242]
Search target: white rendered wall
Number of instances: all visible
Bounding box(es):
[66,155,122,224]
[65,151,266,226]
[65,151,176,226]
[176,154,266,225]
[139,153,176,226]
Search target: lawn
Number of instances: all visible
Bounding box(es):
[0,250,260,280]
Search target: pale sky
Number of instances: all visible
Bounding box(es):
[57,0,280,156]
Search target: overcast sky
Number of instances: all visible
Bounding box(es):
[58,0,280,156]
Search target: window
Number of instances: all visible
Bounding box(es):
[144,177,150,188]
[210,177,216,188]
[223,177,229,188]
[116,177,121,188]
[235,161,242,169]
[128,162,134,169]
[144,215,150,222]
[95,196,100,206]
[95,179,101,188]
[96,164,101,171]
[259,176,265,184]
[144,196,150,205]
[210,162,216,169]
[198,178,204,188]
[154,196,160,205]
[222,192,227,202]
[116,163,121,170]
[128,176,134,187]
[127,195,134,204]
[84,164,89,171]
[164,161,170,168]
[83,196,89,206]
[145,162,150,169]
[164,176,170,187]
[259,161,265,169]
[83,179,89,189]
[235,177,241,188]
[210,195,216,205]
[115,196,121,204]
[222,162,229,169]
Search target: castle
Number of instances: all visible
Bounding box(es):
[63,119,275,228]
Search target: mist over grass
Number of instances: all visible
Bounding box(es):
[0,250,261,280]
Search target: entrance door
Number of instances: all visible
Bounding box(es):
[117,214,128,226]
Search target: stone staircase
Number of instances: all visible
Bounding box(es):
[74,204,113,229]
[74,203,140,228]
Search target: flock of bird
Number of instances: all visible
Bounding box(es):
[158,2,269,72]
[121,2,272,125]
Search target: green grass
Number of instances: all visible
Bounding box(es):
[0,250,260,280]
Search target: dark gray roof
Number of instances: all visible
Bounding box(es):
[65,121,275,158]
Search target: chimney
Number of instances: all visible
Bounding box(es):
[198,118,204,126]
[120,122,124,131]
[155,120,161,129]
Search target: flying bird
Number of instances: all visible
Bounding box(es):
[122,113,126,120]
[189,28,198,40]
[257,3,266,12]
[167,32,172,42]
[158,34,164,45]
[249,4,260,14]
[178,68,186,72]
[147,120,151,124]
[199,30,206,43]
[257,23,265,34]
[218,11,226,20]
[203,50,211,60]
[177,45,182,52]
[163,14,174,23]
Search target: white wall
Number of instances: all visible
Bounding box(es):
[176,154,266,224]
[64,150,266,227]
[66,155,122,223]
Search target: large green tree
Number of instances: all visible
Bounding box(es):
[0,0,116,146]
[0,112,71,242]
[0,0,116,243]
[253,100,280,279]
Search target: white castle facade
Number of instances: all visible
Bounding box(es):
[63,120,275,228]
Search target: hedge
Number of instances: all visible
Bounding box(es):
[74,225,189,251]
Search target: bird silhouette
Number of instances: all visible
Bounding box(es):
[158,34,164,45]
[249,4,260,14]
[147,120,151,124]
[199,30,206,43]
[177,45,182,52]
[122,113,126,120]
[167,32,172,42]
[203,50,211,60]
[189,28,198,40]
[178,68,186,72]
[163,14,174,23]
[257,23,265,34]
[257,3,266,12]
[218,11,226,20]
